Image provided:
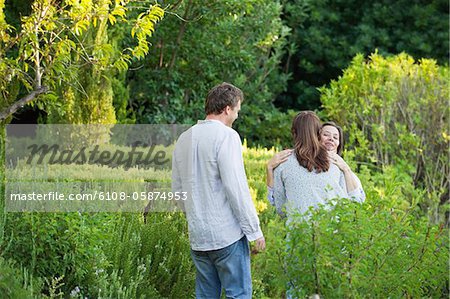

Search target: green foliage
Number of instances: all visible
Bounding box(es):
[2,212,113,296]
[0,209,43,298]
[279,0,449,109]
[0,123,5,211]
[102,213,194,298]
[0,0,164,123]
[0,257,42,299]
[127,0,290,146]
[285,197,448,298]
[321,52,449,222]
[253,162,449,298]
[94,268,161,299]
[44,0,163,124]
[2,212,193,298]
[2,137,191,297]
[251,216,288,298]
[112,73,135,124]
[43,276,64,299]
[1,191,192,298]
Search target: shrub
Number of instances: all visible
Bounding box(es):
[321,52,449,222]
[0,257,42,299]
[285,196,448,298]
[0,213,43,298]
[251,216,289,299]
[101,213,195,298]
[1,212,113,296]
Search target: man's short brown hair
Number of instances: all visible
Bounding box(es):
[205,82,244,115]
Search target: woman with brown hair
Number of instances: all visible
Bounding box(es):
[267,111,363,219]
[320,121,365,201]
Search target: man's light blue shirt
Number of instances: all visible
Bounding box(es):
[172,119,263,251]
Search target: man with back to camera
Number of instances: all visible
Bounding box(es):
[172,82,266,299]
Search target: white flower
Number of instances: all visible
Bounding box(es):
[70,286,80,297]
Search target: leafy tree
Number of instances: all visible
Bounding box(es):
[278,0,449,110]
[0,0,164,124]
[0,0,164,209]
[126,0,291,146]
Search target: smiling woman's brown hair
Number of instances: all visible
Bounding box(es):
[291,111,329,172]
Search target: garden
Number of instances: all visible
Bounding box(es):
[0,0,448,298]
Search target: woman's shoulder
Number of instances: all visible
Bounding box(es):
[276,154,307,174]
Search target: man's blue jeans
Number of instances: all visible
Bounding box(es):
[190,236,252,299]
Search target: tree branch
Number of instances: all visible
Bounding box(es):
[168,0,193,70]
[0,86,49,121]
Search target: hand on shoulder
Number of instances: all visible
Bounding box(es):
[267,149,293,171]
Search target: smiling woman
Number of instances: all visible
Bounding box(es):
[266,115,365,211]
[320,121,343,155]
[319,121,364,198]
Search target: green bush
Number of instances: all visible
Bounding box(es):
[0,212,42,298]
[285,196,448,298]
[1,206,193,298]
[280,0,449,109]
[321,52,449,222]
[101,213,195,298]
[254,198,449,298]
[94,268,161,299]
[2,212,113,296]
[0,257,42,299]
[127,0,289,147]
[251,216,288,299]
